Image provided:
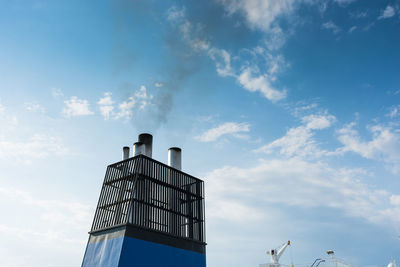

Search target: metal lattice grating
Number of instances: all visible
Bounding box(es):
[90,154,205,243]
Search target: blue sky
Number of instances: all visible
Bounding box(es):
[0,0,400,266]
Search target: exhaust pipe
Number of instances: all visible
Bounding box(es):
[138,133,153,158]
[168,147,181,171]
[122,146,130,160]
[133,142,145,156]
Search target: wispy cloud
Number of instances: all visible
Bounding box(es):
[167,5,287,102]
[217,0,307,32]
[263,25,287,51]
[238,67,287,101]
[0,186,92,265]
[363,21,375,32]
[387,105,400,118]
[97,92,114,120]
[166,5,185,22]
[322,21,341,34]
[255,114,336,158]
[350,11,368,19]
[115,85,153,120]
[0,102,5,114]
[0,134,68,162]
[334,0,357,7]
[0,105,66,163]
[336,123,400,173]
[348,25,357,33]
[0,103,18,133]
[62,96,94,118]
[115,96,136,120]
[0,187,91,229]
[51,88,64,99]
[206,157,399,227]
[208,48,234,77]
[378,5,396,20]
[24,102,45,113]
[196,122,250,142]
[167,6,210,52]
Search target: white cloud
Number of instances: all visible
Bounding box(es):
[0,104,18,134]
[390,194,400,206]
[217,0,306,32]
[115,86,153,120]
[337,123,400,173]
[301,114,336,130]
[208,48,234,77]
[292,102,319,117]
[97,92,114,120]
[134,85,152,110]
[115,96,136,120]
[0,187,91,229]
[251,47,288,77]
[322,21,341,34]
[350,11,368,19]
[318,1,328,14]
[0,134,68,162]
[167,7,210,52]
[378,5,396,20]
[180,20,210,52]
[0,104,66,163]
[0,186,92,266]
[154,82,164,87]
[196,122,250,142]
[167,6,185,22]
[334,0,357,6]
[348,25,357,33]
[264,26,287,51]
[24,102,45,113]
[167,8,211,53]
[206,157,400,228]
[62,96,94,118]
[238,67,287,101]
[387,105,400,118]
[256,125,317,157]
[51,88,64,98]
[256,114,336,158]
[167,4,288,103]
[167,10,228,72]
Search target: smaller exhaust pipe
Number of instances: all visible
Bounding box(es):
[168,147,182,171]
[133,142,145,156]
[122,146,130,160]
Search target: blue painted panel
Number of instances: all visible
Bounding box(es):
[82,237,124,267]
[118,237,206,267]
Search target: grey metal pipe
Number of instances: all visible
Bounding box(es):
[133,142,145,156]
[122,146,130,160]
[168,147,182,171]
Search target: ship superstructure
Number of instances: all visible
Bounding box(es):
[81,133,206,267]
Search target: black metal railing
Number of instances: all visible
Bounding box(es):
[90,155,205,243]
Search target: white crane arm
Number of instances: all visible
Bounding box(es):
[276,240,290,260]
